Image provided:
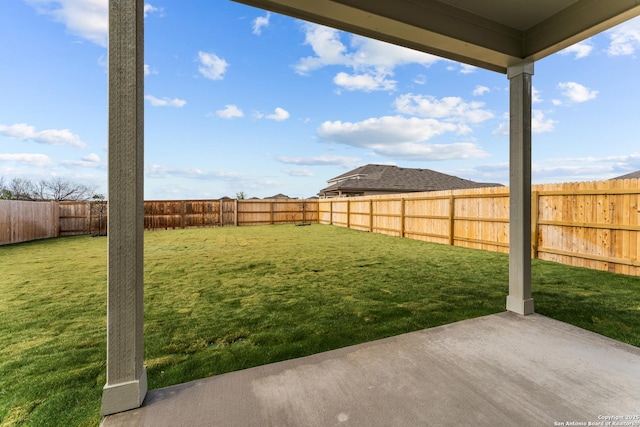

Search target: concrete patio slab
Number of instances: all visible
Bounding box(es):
[102,312,640,427]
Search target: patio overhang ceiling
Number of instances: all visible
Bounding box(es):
[233,0,640,73]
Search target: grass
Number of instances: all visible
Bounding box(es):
[1,224,640,426]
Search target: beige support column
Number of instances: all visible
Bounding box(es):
[506,60,535,315]
[101,0,147,416]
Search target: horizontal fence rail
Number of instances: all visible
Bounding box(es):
[319,179,640,276]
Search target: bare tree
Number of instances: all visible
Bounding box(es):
[0,177,96,201]
[236,191,247,200]
[43,177,96,201]
[0,177,9,200]
[7,178,37,201]
[91,193,108,236]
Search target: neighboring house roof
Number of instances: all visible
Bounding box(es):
[613,171,640,180]
[319,164,502,196]
[265,193,291,199]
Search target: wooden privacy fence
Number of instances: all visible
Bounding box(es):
[319,179,640,276]
[56,199,319,236]
[2,199,319,245]
[58,201,107,237]
[0,200,59,245]
[4,182,640,276]
[143,199,317,229]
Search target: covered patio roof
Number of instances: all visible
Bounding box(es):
[101,0,640,418]
[234,0,640,73]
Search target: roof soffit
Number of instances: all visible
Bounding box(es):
[524,0,640,60]
[233,0,640,73]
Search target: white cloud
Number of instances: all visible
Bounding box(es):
[143,3,163,18]
[145,165,283,197]
[531,153,640,182]
[371,141,488,161]
[532,110,556,133]
[253,12,271,35]
[25,0,108,46]
[317,116,488,161]
[61,153,102,168]
[144,64,158,77]
[459,64,477,74]
[532,87,543,103]
[472,85,490,96]
[394,94,494,124]
[607,16,640,56]
[144,95,186,107]
[333,72,396,92]
[294,23,440,92]
[0,123,87,148]
[457,153,640,185]
[146,164,245,180]
[277,155,361,167]
[347,34,441,70]
[319,116,458,145]
[463,163,509,182]
[0,153,54,167]
[198,51,229,80]
[215,104,244,119]
[294,24,350,74]
[557,82,598,103]
[492,121,508,137]
[282,168,313,177]
[559,41,593,59]
[24,1,161,47]
[413,75,427,85]
[492,110,556,136]
[258,107,290,122]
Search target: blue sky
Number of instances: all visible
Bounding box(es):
[1,1,640,200]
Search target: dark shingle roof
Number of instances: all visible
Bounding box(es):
[264,193,291,199]
[613,170,640,180]
[319,164,501,195]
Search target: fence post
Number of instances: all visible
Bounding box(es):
[347,199,351,229]
[270,201,274,225]
[531,190,539,259]
[449,195,455,246]
[181,200,186,229]
[234,199,239,226]
[369,199,373,232]
[400,198,405,237]
[86,201,92,234]
[330,201,333,225]
[53,202,60,238]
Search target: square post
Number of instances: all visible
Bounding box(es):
[101,0,147,416]
[506,60,535,316]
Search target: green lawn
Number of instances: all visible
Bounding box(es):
[1,224,639,426]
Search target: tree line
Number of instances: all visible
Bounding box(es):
[0,177,98,201]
